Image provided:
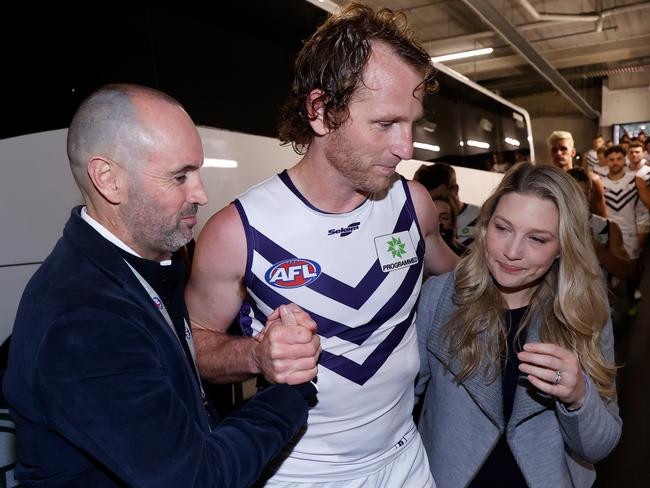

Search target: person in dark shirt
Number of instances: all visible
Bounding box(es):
[415,163,621,487]
[3,83,319,488]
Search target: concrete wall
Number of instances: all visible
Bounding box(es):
[509,91,599,162]
[529,116,599,163]
[601,85,650,140]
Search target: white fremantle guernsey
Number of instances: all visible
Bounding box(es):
[602,172,649,259]
[456,202,480,248]
[235,171,424,482]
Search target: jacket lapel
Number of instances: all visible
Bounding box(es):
[65,207,196,379]
[425,277,505,429]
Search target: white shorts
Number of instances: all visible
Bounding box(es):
[261,428,435,488]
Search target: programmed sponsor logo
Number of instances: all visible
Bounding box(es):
[265,258,322,288]
[374,231,419,272]
[328,222,361,237]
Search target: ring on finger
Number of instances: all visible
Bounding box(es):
[553,370,562,385]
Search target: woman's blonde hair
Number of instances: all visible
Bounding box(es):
[446,162,616,398]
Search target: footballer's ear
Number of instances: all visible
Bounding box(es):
[306,89,329,136]
[87,156,126,204]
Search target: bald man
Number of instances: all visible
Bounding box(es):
[3,84,318,488]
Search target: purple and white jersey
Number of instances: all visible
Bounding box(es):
[602,172,649,259]
[585,148,598,168]
[234,171,424,482]
[456,202,480,248]
[592,165,609,178]
[636,164,650,186]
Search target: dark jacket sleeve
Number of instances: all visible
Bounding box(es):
[35,306,308,488]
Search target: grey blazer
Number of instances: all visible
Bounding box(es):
[415,273,622,488]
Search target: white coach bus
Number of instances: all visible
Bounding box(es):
[0,63,533,346]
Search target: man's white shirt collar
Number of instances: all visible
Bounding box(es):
[80,207,172,266]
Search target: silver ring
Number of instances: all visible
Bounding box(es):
[553,370,562,385]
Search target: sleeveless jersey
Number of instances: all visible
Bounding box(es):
[592,165,609,178]
[636,164,650,186]
[456,202,480,248]
[235,171,424,482]
[602,172,649,259]
[584,149,598,168]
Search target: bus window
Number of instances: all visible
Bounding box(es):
[457,86,502,172]
[413,72,464,165]
[500,107,531,170]
[413,63,535,172]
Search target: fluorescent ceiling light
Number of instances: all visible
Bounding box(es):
[466,140,490,149]
[203,158,238,168]
[413,142,440,152]
[304,0,339,14]
[431,47,493,63]
[504,137,520,147]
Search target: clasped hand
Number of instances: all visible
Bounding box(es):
[517,342,586,410]
[252,304,321,385]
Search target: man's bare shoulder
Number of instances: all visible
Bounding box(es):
[590,171,603,184]
[191,203,246,279]
[405,178,430,203]
[196,203,244,250]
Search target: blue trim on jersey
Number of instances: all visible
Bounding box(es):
[234,199,255,289]
[247,253,421,345]
[278,170,326,213]
[248,201,418,309]
[400,177,424,249]
[605,191,638,212]
[237,298,269,337]
[239,174,424,385]
[318,307,416,385]
[278,170,372,214]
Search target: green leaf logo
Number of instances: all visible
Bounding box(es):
[387,236,407,258]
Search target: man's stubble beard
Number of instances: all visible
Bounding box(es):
[119,178,195,256]
[324,128,392,196]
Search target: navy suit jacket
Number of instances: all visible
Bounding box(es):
[3,207,310,487]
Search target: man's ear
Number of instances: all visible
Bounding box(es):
[87,157,125,204]
[571,147,577,158]
[306,89,329,136]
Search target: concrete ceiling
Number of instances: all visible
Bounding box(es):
[325,0,650,104]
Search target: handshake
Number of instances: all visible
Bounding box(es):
[253,304,321,392]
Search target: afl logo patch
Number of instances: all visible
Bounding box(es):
[265,258,321,288]
[152,296,164,309]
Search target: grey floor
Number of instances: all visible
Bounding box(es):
[595,249,650,487]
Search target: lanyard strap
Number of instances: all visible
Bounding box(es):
[123,260,208,408]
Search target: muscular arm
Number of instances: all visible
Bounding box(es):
[593,221,637,280]
[590,173,608,218]
[637,176,650,211]
[635,179,650,252]
[186,204,319,384]
[407,180,459,277]
[186,204,257,383]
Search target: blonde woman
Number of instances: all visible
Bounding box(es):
[416,162,621,488]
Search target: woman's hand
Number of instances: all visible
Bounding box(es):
[518,342,586,410]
